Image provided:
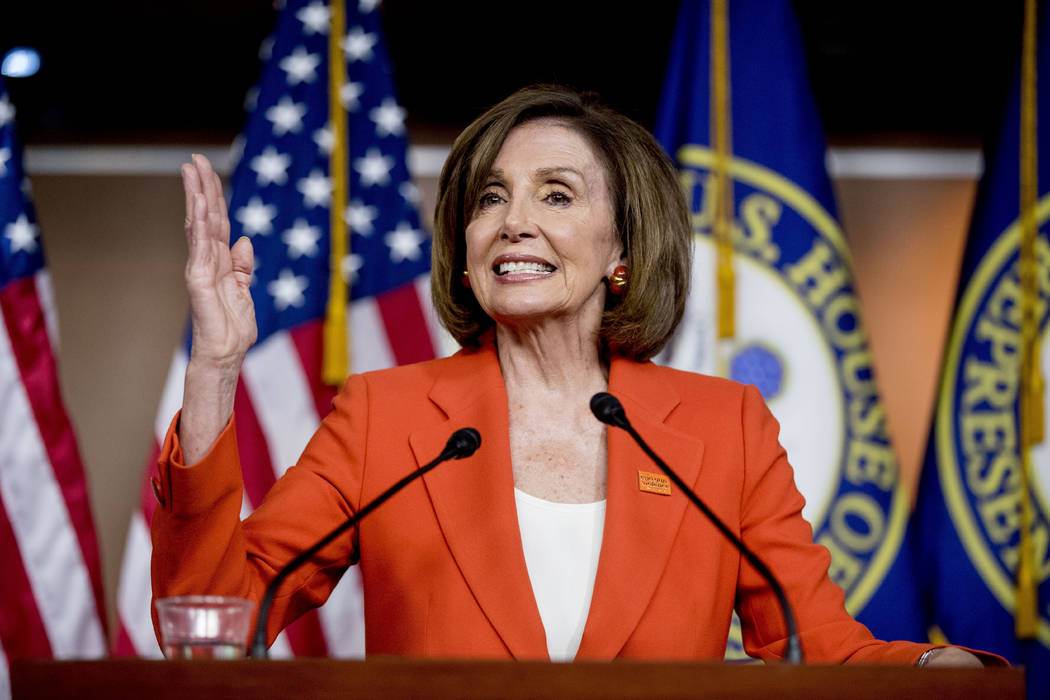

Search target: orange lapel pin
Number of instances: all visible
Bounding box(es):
[638,470,672,496]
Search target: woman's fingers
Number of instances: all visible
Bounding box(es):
[181,162,201,233]
[230,236,255,280]
[194,155,223,222]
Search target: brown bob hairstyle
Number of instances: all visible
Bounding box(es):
[431,85,691,362]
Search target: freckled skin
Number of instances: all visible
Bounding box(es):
[464,121,622,503]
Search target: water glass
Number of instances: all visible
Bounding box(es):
[155,595,255,659]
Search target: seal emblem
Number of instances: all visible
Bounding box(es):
[659,146,909,625]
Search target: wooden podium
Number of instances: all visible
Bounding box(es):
[11,658,1023,699]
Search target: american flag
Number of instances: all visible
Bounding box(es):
[114,0,442,657]
[0,78,108,688]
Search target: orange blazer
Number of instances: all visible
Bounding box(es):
[151,343,932,663]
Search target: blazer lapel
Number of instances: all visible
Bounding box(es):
[410,345,548,659]
[576,358,706,659]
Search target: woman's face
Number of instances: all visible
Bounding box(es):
[464,120,622,332]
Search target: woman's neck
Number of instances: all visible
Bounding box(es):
[494,320,608,396]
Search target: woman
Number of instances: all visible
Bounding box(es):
[153,86,982,665]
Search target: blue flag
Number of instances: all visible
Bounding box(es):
[654,0,925,655]
[915,4,1050,697]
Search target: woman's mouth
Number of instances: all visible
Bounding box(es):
[494,260,556,276]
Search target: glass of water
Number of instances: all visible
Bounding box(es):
[155,596,255,659]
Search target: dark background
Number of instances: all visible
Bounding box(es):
[0,1,1024,145]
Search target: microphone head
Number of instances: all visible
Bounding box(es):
[446,427,482,459]
[590,392,630,429]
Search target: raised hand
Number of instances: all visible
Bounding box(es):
[179,154,257,464]
[182,153,257,367]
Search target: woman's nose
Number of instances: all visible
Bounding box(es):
[500,199,537,241]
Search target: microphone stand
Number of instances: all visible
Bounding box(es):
[249,427,481,658]
[590,392,803,664]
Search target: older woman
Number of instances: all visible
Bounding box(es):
[152,86,981,666]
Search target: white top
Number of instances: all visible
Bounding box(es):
[513,488,606,661]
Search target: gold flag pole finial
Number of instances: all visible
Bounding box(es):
[711,0,735,347]
[1016,0,1041,640]
[323,0,351,385]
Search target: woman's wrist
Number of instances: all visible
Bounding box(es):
[916,648,937,666]
[180,357,242,465]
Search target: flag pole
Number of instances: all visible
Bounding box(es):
[711,0,735,352]
[1016,0,1041,640]
[323,0,351,384]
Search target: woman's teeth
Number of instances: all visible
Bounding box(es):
[496,261,555,275]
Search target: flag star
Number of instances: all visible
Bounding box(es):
[341,81,365,111]
[265,96,307,136]
[268,268,309,310]
[384,222,424,263]
[282,218,322,259]
[0,147,10,177]
[250,146,292,186]
[342,253,364,283]
[5,214,38,253]
[258,36,275,61]
[399,181,421,206]
[297,169,332,208]
[355,148,394,187]
[0,94,14,127]
[279,46,321,85]
[235,196,278,235]
[342,27,377,62]
[314,125,334,155]
[297,0,330,34]
[370,98,406,137]
[344,200,378,235]
[250,255,261,286]
[359,0,381,12]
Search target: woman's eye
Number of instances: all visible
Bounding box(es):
[478,191,504,208]
[545,190,572,206]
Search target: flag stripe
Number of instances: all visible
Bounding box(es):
[349,297,395,373]
[112,619,137,657]
[34,271,59,351]
[241,332,320,478]
[0,640,10,700]
[0,288,106,658]
[152,348,187,443]
[0,278,106,625]
[376,282,435,366]
[234,381,279,508]
[414,274,457,359]
[116,513,162,657]
[0,485,53,658]
[289,320,339,422]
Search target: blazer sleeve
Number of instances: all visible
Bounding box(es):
[150,373,370,646]
[732,384,935,664]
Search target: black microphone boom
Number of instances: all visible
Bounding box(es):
[590,392,804,665]
[249,427,481,658]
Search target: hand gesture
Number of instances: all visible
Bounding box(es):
[178,154,257,463]
[182,154,257,368]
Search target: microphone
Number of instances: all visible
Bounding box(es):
[249,427,481,658]
[590,392,804,665]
